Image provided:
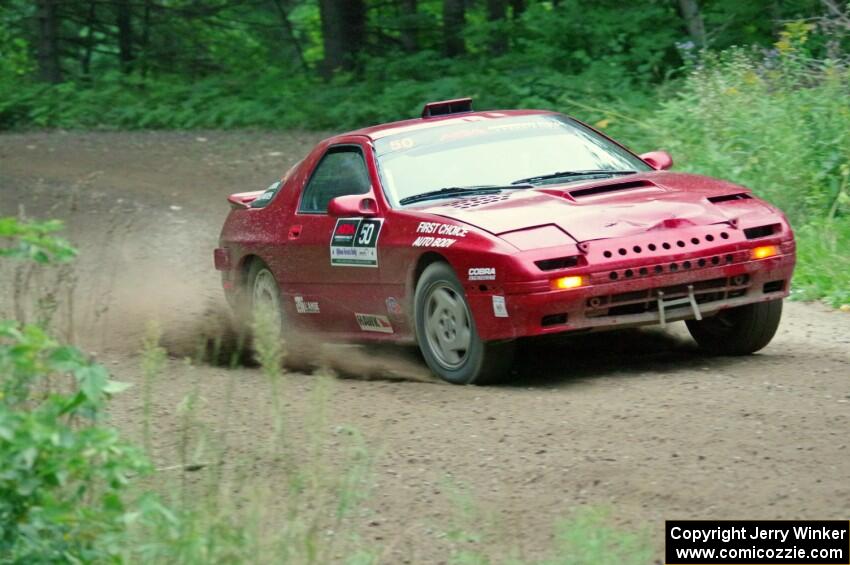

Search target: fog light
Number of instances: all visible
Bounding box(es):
[751,245,779,260]
[551,275,585,290]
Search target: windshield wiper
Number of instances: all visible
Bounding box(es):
[399,184,531,206]
[511,170,637,185]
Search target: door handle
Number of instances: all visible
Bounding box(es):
[288,225,302,239]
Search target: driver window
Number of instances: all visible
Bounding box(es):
[299,146,371,213]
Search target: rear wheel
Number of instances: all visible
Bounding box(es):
[244,260,284,339]
[686,299,783,355]
[414,262,514,385]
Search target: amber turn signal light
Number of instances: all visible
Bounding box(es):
[751,245,779,260]
[551,275,585,290]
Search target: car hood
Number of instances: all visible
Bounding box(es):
[418,172,765,243]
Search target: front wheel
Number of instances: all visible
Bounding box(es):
[414,262,515,385]
[686,299,783,355]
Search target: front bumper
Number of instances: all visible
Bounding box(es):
[468,244,796,341]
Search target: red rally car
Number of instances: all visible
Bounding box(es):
[215,98,796,385]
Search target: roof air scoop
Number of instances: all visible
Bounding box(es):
[422,97,473,119]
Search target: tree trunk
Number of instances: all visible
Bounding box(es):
[486,0,507,55]
[80,0,97,77]
[319,0,366,76]
[140,0,152,77]
[36,0,63,83]
[678,0,706,48]
[510,0,526,19]
[399,0,418,53]
[271,0,309,73]
[443,0,465,57]
[116,0,134,73]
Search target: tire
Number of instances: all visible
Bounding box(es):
[414,262,515,384]
[243,259,285,340]
[686,299,783,355]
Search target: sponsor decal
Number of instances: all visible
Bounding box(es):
[386,297,402,315]
[294,296,320,314]
[355,313,394,334]
[468,267,496,281]
[330,218,383,267]
[416,222,469,237]
[492,295,508,318]
[412,236,456,248]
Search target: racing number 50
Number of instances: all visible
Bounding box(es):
[358,222,375,245]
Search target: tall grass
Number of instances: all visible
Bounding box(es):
[646,38,850,306]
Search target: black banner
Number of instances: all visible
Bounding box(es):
[666,520,849,564]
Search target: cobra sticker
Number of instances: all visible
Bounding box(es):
[468,267,496,281]
[294,296,320,314]
[331,218,383,267]
[355,313,394,333]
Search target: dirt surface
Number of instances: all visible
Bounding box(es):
[1,131,849,562]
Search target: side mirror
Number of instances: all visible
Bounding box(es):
[327,194,378,217]
[639,150,673,171]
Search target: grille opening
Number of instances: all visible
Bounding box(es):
[662,242,671,250]
[609,272,618,280]
[711,256,720,265]
[691,237,700,244]
[648,243,657,251]
[598,278,743,318]
[763,280,785,293]
[535,255,581,271]
[706,234,714,242]
[639,267,648,276]
[698,258,706,267]
[541,313,568,327]
[683,260,692,269]
[744,224,780,240]
[569,180,655,198]
[618,248,627,255]
[603,250,612,258]
[708,193,752,203]
[676,240,685,247]
[720,232,729,239]
[633,245,642,253]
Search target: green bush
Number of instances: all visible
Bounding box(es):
[0,218,147,562]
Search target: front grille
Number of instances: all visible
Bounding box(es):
[602,251,746,282]
[586,275,750,318]
[599,228,733,260]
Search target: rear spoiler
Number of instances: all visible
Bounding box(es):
[227,190,264,210]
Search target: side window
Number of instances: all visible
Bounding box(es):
[299,146,371,214]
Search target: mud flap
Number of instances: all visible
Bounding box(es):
[657,284,702,328]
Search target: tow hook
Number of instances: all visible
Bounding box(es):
[657,285,702,328]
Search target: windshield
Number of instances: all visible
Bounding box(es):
[374,114,650,207]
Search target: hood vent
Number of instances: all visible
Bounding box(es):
[447,194,510,209]
[708,192,752,203]
[568,180,656,199]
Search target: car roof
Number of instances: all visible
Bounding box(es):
[340,109,558,142]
